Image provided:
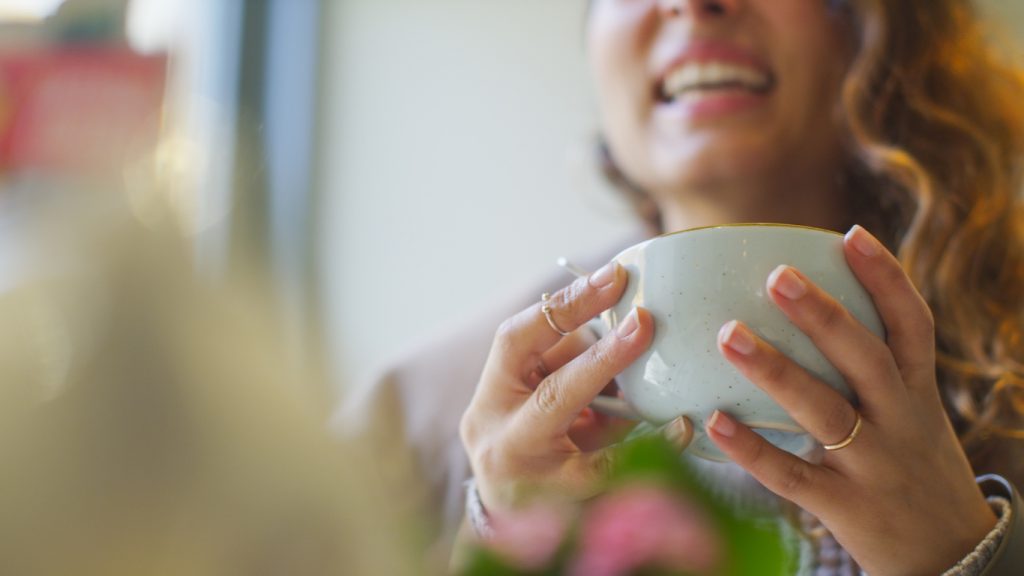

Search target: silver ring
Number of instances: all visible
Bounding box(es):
[823,412,863,451]
[540,293,571,336]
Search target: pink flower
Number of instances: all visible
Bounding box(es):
[569,483,721,576]
[488,502,573,571]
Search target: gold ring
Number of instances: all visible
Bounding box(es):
[823,412,863,451]
[540,293,571,336]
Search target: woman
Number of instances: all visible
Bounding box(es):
[348,0,1024,573]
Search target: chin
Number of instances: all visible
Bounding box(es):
[647,137,782,198]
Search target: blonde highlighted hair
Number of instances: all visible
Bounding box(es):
[839,0,1024,462]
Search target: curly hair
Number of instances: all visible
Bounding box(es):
[838,0,1024,464]
[597,0,1024,469]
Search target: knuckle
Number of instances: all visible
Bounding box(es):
[817,298,848,332]
[495,316,516,338]
[745,435,767,467]
[882,261,908,290]
[761,354,789,386]
[473,440,505,477]
[533,377,566,415]
[554,279,588,320]
[866,343,897,375]
[864,340,890,365]
[822,400,854,442]
[461,410,498,465]
[585,338,620,375]
[493,318,518,354]
[780,459,813,496]
[459,412,474,446]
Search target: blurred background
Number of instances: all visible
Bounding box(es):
[0,1,1022,573]
[2,0,1023,403]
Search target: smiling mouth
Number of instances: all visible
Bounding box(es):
[657,61,774,104]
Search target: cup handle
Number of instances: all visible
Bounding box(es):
[590,395,643,420]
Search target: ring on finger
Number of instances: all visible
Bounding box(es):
[541,293,571,336]
[823,411,863,451]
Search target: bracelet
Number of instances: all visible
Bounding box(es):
[465,477,495,540]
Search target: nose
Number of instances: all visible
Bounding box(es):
[659,0,737,19]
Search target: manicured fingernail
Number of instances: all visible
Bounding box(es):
[589,262,618,288]
[664,416,693,448]
[719,320,756,356]
[846,225,880,257]
[708,410,736,438]
[769,265,807,300]
[616,308,639,338]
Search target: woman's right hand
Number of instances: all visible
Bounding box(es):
[459,261,693,515]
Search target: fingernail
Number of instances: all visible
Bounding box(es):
[616,308,639,338]
[664,416,693,448]
[846,225,880,257]
[589,262,618,288]
[769,265,807,300]
[708,410,736,438]
[719,320,756,356]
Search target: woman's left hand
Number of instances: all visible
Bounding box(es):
[707,225,997,576]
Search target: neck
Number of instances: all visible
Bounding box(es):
[656,169,852,235]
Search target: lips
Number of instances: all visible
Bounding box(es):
[653,41,774,119]
[659,61,772,102]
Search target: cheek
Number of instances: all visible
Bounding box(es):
[587,2,660,175]
[767,3,852,145]
[762,0,852,82]
[587,1,657,99]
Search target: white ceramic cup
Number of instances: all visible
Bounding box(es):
[588,224,885,462]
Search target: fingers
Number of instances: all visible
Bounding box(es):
[706,410,834,510]
[568,416,693,495]
[842,225,937,385]
[529,329,599,388]
[717,320,862,449]
[765,263,902,408]
[567,407,633,451]
[491,261,627,377]
[662,415,695,450]
[520,307,653,439]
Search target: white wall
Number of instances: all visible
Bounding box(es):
[319,0,637,390]
[319,0,1024,393]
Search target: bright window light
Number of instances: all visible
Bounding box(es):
[0,0,66,22]
[127,0,182,54]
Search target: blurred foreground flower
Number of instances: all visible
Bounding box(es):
[490,502,573,570]
[569,484,720,576]
[461,436,794,576]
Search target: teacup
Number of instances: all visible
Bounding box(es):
[588,224,885,462]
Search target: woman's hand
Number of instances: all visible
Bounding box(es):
[460,262,691,515]
[707,225,996,576]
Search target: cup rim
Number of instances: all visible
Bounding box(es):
[654,221,843,240]
[612,222,844,262]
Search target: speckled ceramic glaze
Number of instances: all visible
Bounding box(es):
[605,225,885,462]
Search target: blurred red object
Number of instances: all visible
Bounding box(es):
[0,46,166,177]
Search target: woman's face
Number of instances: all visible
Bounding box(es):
[588,0,853,204]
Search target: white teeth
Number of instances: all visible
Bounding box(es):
[662,62,770,98]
